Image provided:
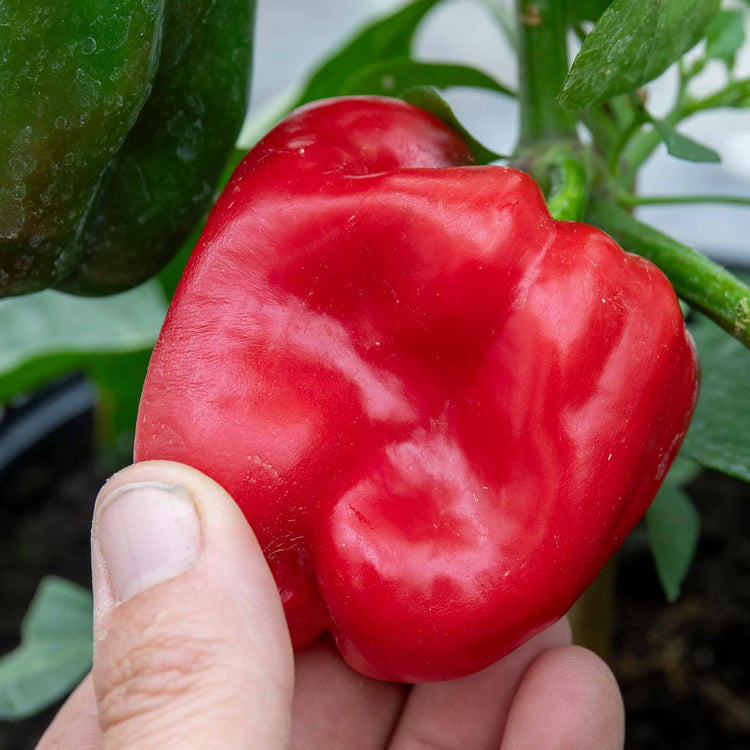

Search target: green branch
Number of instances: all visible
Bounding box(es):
[608,112,646,174]
[517,0,576,144]
[619,192,750,208]
[582,96,638,160]
[581,109,619,155]
[619,109,680,185]
[588,201,750,348]
[683,77,750,116]
[620,77,750,183]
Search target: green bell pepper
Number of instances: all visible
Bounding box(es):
[0,0,254,297]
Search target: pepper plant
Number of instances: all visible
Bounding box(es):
[1,0,749,720]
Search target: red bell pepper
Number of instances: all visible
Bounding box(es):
[135,96,699,682]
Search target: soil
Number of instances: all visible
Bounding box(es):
[1,384,749,749]
[614,469,750,749]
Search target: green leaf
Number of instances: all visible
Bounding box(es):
[568,0,613,22]
[646,458,701,603]
[559,0,721,110]
[0,282,165,403]
[296,0,444,106]
[341,58,515,99]
[705,10,745,63]
[681,313,750,482]
[400,86,504,164]
[20,578,92,642]
[89,348,153,443]
[0,577,93,720]
[653,119,721,163]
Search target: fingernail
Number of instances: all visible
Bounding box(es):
[94,482,201,605]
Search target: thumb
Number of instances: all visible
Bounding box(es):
[90,460,294,749]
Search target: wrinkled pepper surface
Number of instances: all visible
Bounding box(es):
[136,97,700,682]
[0,0,254,297]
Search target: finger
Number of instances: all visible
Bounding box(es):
[291,637,408,749]
[37,674,100,750]
[389,618,572,750]
[91,460,294,749]
[500,646,624,750]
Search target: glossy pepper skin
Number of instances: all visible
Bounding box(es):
[0,0,253,297]
[136,97,699,682]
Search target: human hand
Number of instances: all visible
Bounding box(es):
[39,461,624,749]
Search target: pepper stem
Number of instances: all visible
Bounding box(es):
[517,0,576,145]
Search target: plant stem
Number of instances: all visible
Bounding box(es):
[588,201,750,348]
[608,114,644,174]
[582,97,636,160]
[517,0,576,144]
[683,77,750,116]
[619,193,750,208]
[608,95,635,129]
[620,77,750,183]
[581,109,619,155]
